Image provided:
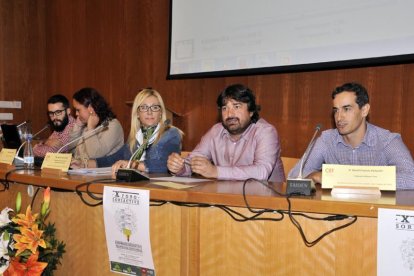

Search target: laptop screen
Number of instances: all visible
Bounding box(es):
[1,124,22,149]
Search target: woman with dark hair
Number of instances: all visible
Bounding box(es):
[70,87,124,167]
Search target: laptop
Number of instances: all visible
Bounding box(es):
[1,123,45,167]
[1,124,22,149]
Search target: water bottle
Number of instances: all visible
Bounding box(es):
[24,133,34,169]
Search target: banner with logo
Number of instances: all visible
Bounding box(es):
[103,186,155,275]
[378,208,414,276]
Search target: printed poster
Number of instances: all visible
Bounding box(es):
[378,208,414,276]
[103,186,155,275]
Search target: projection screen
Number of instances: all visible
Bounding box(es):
[168,0,414,78]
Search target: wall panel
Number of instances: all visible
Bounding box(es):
[2,0,414,159]
[0,0,47,133]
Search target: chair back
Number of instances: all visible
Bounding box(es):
[281,156,300,178]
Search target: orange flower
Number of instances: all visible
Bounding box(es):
[41,187,51,217]
[13,224,46,256]
[12,241,29,257]
[12,206,38,228]
[4,253,47,276]
[4,257,26,276]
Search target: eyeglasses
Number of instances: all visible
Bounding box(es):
[138,105,161,112]
[47,109,66,117]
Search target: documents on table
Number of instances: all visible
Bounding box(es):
[150,181,197,189]
[149,176,210,189]
[150,176,211,183]
[68,166,113,175]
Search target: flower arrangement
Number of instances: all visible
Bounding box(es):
[0,187,65,276]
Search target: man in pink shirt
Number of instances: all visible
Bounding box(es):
[167,84,285,182]
[33,94,75,157]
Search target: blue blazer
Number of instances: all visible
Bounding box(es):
[96,127,181,173]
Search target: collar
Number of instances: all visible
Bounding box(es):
[335,122,375,148]
[136,123,160,145]
[220,121,255,142]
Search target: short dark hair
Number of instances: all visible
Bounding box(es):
[332,82,369,108]
[73,87,116,123]
[47,94,70,109]
[216,84,260,123]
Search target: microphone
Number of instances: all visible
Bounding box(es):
[125,120,168,168]
[17,120,28,128]
[33,124,50,138]
[115,121,166,182]
[57,119,110,153]
[115,148,150,182]
[286,124,322,196]
[14,123,51,163]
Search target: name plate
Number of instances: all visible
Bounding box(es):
[41,153,72,172]
[0,148,17,165]
[321,164,396,191]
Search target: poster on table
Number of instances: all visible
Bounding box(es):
[377,208,414,276]
[103,186,155,275]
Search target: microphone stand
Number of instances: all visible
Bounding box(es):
[57,120,109,153]
[14,123,50,164]
[286,124,322,196]
[115,142,150,182]
[115,121,167,183]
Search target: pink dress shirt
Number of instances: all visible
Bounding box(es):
[178,118,285,182]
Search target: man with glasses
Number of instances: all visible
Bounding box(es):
[33,94,75,157]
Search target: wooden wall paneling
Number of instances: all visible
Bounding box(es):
[1,181,382,276]
[0,0,48,132]
[3,0,412,158]
[198,207,377,275]
[401,64,414,152]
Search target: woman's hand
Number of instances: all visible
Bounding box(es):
[87,110,100,130]
[70,159,83,169]
[112,160,130,177]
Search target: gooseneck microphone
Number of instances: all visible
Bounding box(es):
[298,124,322,179]
[125,120,167,168]
[115,120,169,182]
[14,123,51,162]
[286,124,322,196]
[57,120,110,153]
[33,124,50,138]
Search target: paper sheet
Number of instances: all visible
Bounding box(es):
[150,176,210,183]
[68,167,113,175]
[377,208,414,275]
[151,181,197,189]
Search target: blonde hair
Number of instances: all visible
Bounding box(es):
[127,88,182,152]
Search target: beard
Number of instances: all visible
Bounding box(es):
[49,113,69,132]
[222,117,251,136]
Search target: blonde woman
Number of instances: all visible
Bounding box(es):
[94,88,183,174]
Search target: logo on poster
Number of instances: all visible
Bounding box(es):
[112,190,140,205]
[395,214,414,231]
